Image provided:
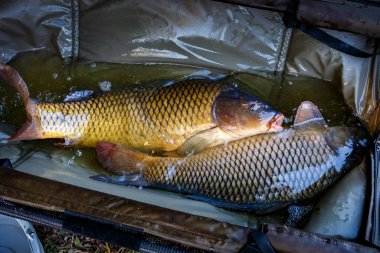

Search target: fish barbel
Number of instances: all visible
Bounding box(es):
[0,64,283,153]
[96,102,368,213]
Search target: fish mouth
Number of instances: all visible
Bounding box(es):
[269,113,284,131]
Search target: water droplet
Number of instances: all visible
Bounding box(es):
[64,137,71,145]
[75,150,82,157]
[67,156,75,166]
[98,81,112,91]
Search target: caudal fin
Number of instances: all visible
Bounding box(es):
[0,64,30,106]
[0,63,41,142]
[96,142,148,174]
[7,99,39,142]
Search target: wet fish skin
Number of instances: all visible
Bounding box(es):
[0,63,284,152]
[96,104,368,213]
[35,80,223,148]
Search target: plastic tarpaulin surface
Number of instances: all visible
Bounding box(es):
[79,0,291,74]
[1,0,378,133]
[0,0,379,250]
[0,0,76,62]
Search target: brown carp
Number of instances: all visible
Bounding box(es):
[0,64,283,154]
[95,102,368,213]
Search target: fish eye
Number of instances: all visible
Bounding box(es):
[250,102,261,111]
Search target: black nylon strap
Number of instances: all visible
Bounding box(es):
[297,23,374,58]
[0,159,12,169]
[250,230,277,253]
[283,0,376,58]
[238,244,261,253]
[240,229,276,253]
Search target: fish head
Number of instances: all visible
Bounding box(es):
[324,126,369,173]
[213,89,284,137]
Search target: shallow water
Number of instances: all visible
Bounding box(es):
[0,50,366,232]
[0,51,359,169]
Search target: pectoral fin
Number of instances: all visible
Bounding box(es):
[96,142,148,174]
[176,127,229,156]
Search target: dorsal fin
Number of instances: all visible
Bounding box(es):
[293,101,327,129]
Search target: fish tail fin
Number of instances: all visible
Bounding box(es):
[7,97,40,142]
[0,64,41,142]
[96,142,149,174]
[0,63,30,106]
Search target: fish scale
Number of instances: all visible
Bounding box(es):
[137,129,352,211]
[1,64,285,153]
[36,80,224,148]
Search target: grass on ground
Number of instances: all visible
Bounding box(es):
[34,224,133,253]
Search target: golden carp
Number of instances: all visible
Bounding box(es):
[95,102,368,213]
[0,64,283,154]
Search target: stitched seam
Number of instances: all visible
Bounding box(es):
[70,0,79,61]
[0,183,223,242]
